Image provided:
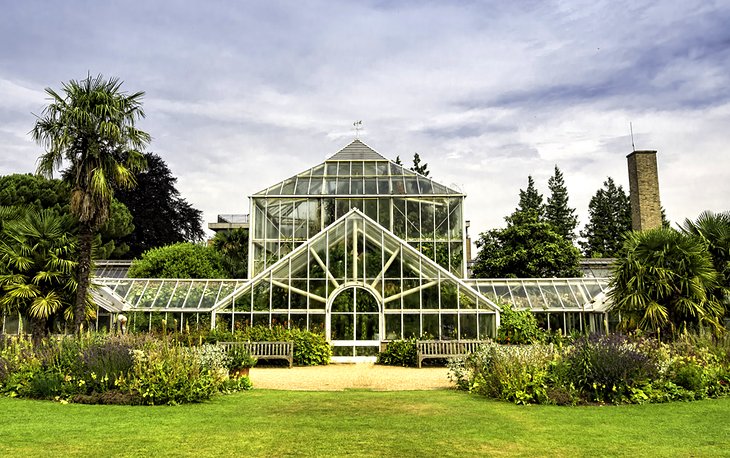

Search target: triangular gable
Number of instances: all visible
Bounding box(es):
[214,208,499,313]
[252,140,463,196]
[326,139,388,161]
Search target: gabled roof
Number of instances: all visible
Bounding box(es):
[253,140,463,196]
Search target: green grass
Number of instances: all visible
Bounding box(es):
[1,390,729,457]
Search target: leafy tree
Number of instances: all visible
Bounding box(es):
[410,153,430,177]
[211,228,249,278]
[32,74,150,333]
[680,210,730,316]
[128,243,227,278]
[472,212,582,278]
[513,176,544,220]
[0,174,135,259]
[545,166,578,242]
[0,208,79,342]
[0,173,70,215]
[609,228,725,334]
[115,153,204,258]
[579,177,631,258]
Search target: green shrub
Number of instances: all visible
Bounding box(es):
[496,303,544,345]
[565,335,658,403]
[450,341,556,404]
[128,242,227,278]
[290,328,331,366]
[377,339,417,367]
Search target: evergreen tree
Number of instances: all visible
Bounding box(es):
[115,153,204,258]
[513,176,544,220]
[394,156,403,166]
[545,166,578,242]
[411,153,430,177]
[579,177,632,258]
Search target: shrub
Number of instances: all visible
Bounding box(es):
[290,328,331,366]
[564,334,658,403]
[496,303,544,345]
[377,339,417,367]
[450,341,556,404]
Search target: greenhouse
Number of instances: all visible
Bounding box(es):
[1,139,617,355]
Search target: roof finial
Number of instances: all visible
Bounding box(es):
[353,120,363,140]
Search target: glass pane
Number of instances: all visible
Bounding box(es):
[385,314,401,340]
[331,314,354,340]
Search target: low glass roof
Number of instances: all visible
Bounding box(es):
[464,278,611,312]
[254,140,462,197]
[93,279,248,312]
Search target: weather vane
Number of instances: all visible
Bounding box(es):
[353,120,363,139]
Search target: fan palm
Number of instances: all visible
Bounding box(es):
[609,228,724,334]
[32,74,149,333]
[0,208,79,342]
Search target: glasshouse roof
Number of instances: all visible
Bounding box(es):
[253,139,463,197]
[464,278,611,313]
[93,278,249,313]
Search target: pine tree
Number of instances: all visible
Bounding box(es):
[514,176,544,219]
[411,153,430,176]
[545,166,578,242]
[394,156,403,166]
[579,177,632,258]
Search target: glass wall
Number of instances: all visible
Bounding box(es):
[218,210,497,355]
[250,152,465,278]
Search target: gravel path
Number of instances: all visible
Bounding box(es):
[248,363,454,391]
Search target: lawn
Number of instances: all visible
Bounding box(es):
[1,390,728,457]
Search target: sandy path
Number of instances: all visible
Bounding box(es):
[248,363,454,391]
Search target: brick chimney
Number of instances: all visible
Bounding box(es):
[626,150,662,231]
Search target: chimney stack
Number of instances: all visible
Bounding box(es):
[626,150,662,231]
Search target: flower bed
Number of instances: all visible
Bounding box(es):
[0,334,252,405]
[449,333,730,405]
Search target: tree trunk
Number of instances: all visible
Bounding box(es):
[75,223,94,335]
[31,317,48,347]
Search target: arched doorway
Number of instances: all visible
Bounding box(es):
[327,285,382,359]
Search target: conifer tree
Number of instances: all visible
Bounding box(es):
[579,177,632,257]
[545,166,578,242]
[411,153,430,176]
[514,176,544,219]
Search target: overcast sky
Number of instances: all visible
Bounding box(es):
[1,0,728,242]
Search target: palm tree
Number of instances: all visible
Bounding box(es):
[32,74,150,333]
[609,228,724,334]
[680,210,730,318]
[211,228,249,278]
[0,208,78,342]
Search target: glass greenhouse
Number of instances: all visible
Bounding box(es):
[0,140,616,355]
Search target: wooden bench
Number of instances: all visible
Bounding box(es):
[218,341,294,368]
[416,340,486,368]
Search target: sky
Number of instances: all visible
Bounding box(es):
[1,0,729,242]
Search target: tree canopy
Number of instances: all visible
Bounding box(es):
[579,177,631,258]
[32,73,150,333]
[472,211,582,278]
[115,152,204,258]
[545,166,578,242]
[0,173,134,259]
[128,243,227,278]
[513,176,544,220]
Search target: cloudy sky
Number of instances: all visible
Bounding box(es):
[1,0,729,241]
